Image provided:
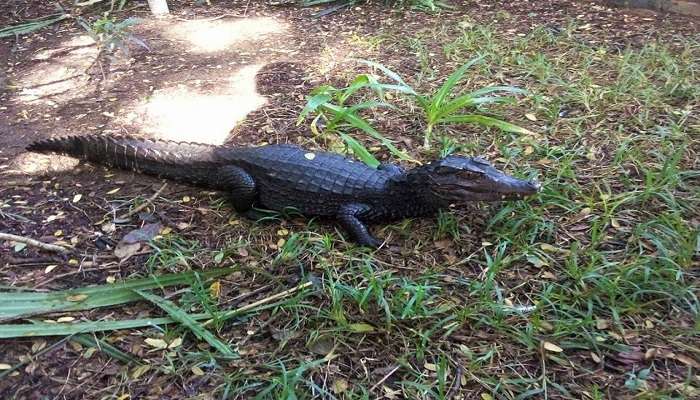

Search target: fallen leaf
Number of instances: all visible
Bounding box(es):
[332,378,349,394]
[122,223,162,244]
[424,362,437,371]
[144,338,168,349]
[527,254,548,268]
[131,364,151,379]
[191,366,205,376]
[210,281,221,299]
[524,145,534,155]
[674,354,700,369]
[543,341,563,353]
[101,222,116,234]
[307,336,334,355]
[168,337,183,349]
[591,352,601,363]
[596,319,609,329]
[348,323,375,333]
[114,242,141,260]
[525,113,537,121]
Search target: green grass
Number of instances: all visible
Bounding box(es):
[3,12,698,400]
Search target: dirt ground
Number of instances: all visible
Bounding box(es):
[0,0,698,399]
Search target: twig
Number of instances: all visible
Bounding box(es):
[369,364,400,392]
[203,281,313,327]
[0,232,71,254]
[116,182,168,221]
[446,364,463,399]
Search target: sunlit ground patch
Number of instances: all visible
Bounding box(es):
[122,64,267,144]
[5,153,80,176]
[163,17,287,53]
[15,35,98,105]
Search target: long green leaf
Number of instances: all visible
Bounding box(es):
[71,334,138,364]
[0,15,69,38]
[297,93,332,124]
[430,56,484,111]
[435,94,515,121]
[136,290,237,357]
[356,59,416,93]
[0,268,235,321]
[338,133,381,168]
[441,114,534,135]
[0,315,207,338]
[322,103,414,162]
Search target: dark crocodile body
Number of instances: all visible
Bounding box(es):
[27,135,540,247]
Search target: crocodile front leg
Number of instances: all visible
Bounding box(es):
[219,165,257,213]
[337,203,382,248]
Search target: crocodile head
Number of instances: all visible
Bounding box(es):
[418,156,541,203]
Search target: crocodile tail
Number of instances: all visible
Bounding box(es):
[27,135,226,187]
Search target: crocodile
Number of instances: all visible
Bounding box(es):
[27,135,541,247]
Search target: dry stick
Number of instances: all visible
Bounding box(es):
[0,233,71,254]
[446,364,464,400]
[202,281,313,327]
[369,365,401,393]
[116,182,168,221]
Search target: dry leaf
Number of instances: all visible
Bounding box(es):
[209,281,221,299]
[131,364,151,379]
[543,341,563,353]
[45,265,58,274]
[424,362,437,371]
[595,319,609,329]
[144,338,168,349]
[168,337,183,349]
[191,366,205,376]
[114,242,141,260]
[525,113,537,121]
[107,188,120,195]
[72,194,82,203]
[332,378,349,394]
[524,146,534,155]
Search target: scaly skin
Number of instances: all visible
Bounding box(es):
[27,135,541,247]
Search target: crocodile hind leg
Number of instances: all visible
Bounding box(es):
[218,165,257,213]
[337,203,382,248]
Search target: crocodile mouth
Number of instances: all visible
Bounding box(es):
[435,179,541,202]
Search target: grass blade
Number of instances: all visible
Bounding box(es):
[71,334,138,364]
[0,315,207,338]
[356,59,417,94]
[441,114,534,135]
[431,56,484,110]
[322,103,415,162]
[0,15,69,38]
[338,132,381,168]
[0,268,236,321]
[298,93,332,123]
[135,290,237,357]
